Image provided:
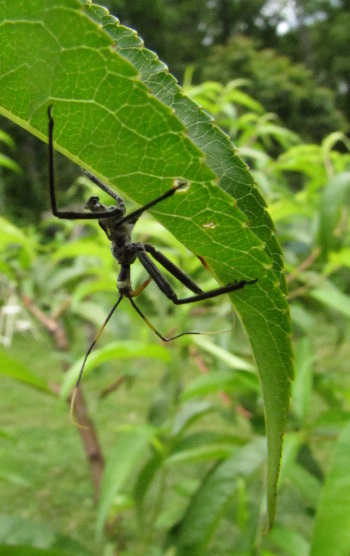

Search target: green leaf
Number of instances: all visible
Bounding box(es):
[71,277,116,303]
[291,338,313,422]
[325,247,350,273]
[288,464,321,508]
[192,335,255,372]
[322,131,350,158]
[92,4,285,282]
[172,438,267,555]
[170,400,216,437]
[0,217,36,251]
[0,0,294,526]
[0,129,16,148]
[133,452,163,516]
[164,444,233,466]
[182,369,259,400]
[69,300,111,327]
[278,432,303,486]
[0,153,22,173]
[51,239,110,262]
[0,349,52,393]
[310,422,350,556]
[268,526,309,556]
[96,425,155,540]
[311,281,350,319]
[318,172,350,255]
[90,4,293,526]
[0,513,92,555]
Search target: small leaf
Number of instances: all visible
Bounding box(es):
[325,247,350,273]
[71,278,116,303]
[288,464,321,508]
[268,526,309,556]
[0,217,34,249]
[192,335,255,372]
[182,369,259,400]
[291,339,313,422]
[310,422,350,556]
[96,425,155,540]
[170,400,216,437]
[278,432,303,486]
[133,453,163,516]
[318,172,350,254]
[311,282,350,318]
[0,129,16,148]
[51,239,111,263]
[0,349,52,393]
[0,153,22,173]
[165,444,233,466]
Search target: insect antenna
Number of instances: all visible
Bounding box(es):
[70,294,123,424]
[128,296,201,342]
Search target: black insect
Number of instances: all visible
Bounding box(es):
[48,106,256,395]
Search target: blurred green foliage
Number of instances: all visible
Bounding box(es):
[201,36,346,142]
[102,0,350,135]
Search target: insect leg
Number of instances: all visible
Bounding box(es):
[75,294,124,388]
[138,249,257,305]
[48,107,125,220]
[144,243,202,294]
[128,296,200,342]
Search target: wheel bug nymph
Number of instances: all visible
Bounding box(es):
[47,106,257,414]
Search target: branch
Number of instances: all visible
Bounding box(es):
[22,294,105,499]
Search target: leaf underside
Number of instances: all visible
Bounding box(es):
[0,0,294,527]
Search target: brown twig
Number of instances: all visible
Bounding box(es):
[70,387,105,497]
[286,247,320,284]
[99,375,129,399]
[22,294,105,499]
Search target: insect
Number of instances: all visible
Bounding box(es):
[48,106,256,398]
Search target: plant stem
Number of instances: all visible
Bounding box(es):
[22,294,105,499]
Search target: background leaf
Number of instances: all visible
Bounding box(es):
[0,349,52,394]
[310,422,350,556]
[172,438,267,555]
[318,171,350,255]
[96,425,155,540]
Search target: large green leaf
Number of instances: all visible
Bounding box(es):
[86,2,286,285]
[0,0,293,526]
